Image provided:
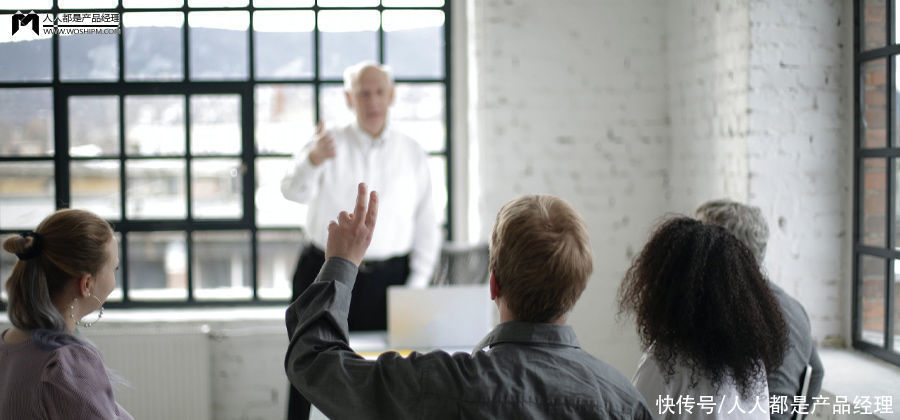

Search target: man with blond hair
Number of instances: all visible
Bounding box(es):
[696,199,824,419]
[285,184,651,419]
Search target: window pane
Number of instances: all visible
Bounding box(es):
[862,0,887,50]
[382,0,443,5]
[0,12,52,82]
[60,31,118,82]
[383,11,444,78]
[189,11,249,80]
[860,255,886,346]
[319,83,354,126]
[895,262,900,352]
[862,158,887,247]
[318,11,378,79]
[256,157,308,227]
[253,11,314,80]
[862,59,887,148]
[0,162,54,230]
[0,242,18,301]
[125,95,185,156]
[124,12,184,81]
[126,159,187,219]
[317,0,378,6]
[128,231,187,301]
[6,1,53,8]
[71,160,121,220]
[190,94,241,155]
[59,0,118,8]
[254,0,313,6]
[192,158,242,219]
[69,96,120,157]
[257,230,302,299]
[392,83,445,153]
[123,0,182,7]
[895,56,900,148]
[0,88,54,156]
[894,159,900,250]
[428,156,447,226]
[107,232,124,302]
[193,231,251,300]
[189,0,248,7]
[255,84,315,154]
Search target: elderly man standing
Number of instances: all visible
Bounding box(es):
[281,61,441,419]
[696,199,824,418]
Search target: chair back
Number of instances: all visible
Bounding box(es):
[792,364,814,420]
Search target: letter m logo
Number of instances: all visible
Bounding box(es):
[11,11,39,36]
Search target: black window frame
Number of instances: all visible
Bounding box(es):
[0,0,452,309]
[853,0,900,365]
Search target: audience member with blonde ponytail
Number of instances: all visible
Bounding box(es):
[0,209,132,419]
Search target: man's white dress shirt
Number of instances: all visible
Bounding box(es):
[281,122,441,288]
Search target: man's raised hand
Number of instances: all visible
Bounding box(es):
[325,183,378,267]
[308,121,336,166]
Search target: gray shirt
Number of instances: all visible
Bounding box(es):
[285,257,652,420]
[0,333,132,420]
[767,282,825,419]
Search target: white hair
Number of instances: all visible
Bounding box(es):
[695,199,769,263]
[342,61,394,92]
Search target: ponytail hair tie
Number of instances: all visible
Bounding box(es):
[16,231,43,260]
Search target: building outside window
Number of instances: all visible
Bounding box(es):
[855,0,900,365]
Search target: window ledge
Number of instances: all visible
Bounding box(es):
[0,307,289,338]
[818,347,900,420]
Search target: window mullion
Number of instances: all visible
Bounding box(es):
[118,94,129,302]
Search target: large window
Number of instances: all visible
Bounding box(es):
[855,0,900,364]
[0,0,450,307]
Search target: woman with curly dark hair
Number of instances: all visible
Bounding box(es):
[618,217,788,419]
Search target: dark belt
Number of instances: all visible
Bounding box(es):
[305,245,408,274]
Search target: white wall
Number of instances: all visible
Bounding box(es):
[469,0,669,373]
[666,0,751,212]
[746,0,851,345]
[469,0,852,369]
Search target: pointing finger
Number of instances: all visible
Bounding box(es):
[316,120,325,135]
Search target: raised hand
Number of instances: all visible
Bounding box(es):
[308,121,336,166]
[325,183,378,267]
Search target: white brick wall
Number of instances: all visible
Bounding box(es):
[470,0,669,373]
[667,0,751,212]
[746,0,851,344]
[470,0,852,373]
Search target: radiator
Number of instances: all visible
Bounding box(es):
[83,325,212,420]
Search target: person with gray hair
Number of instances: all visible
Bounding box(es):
[696,199,824,418]
[280,61,441,418]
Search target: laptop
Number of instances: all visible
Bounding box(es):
[387,284,498,350]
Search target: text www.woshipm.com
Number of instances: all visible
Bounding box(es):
[43,28,121,35]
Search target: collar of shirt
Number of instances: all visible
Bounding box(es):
[349,121,390,149]
[473,321,581,353]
